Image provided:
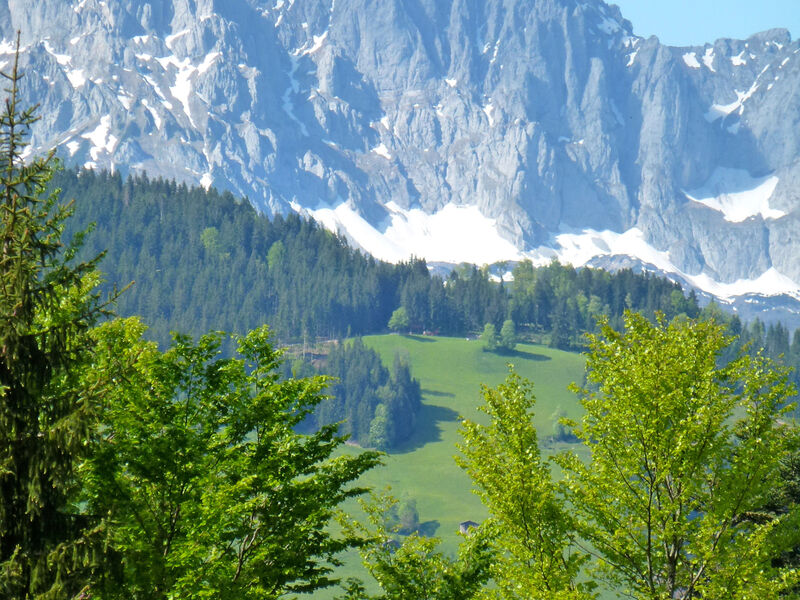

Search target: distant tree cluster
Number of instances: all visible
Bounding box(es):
[305,339,422,450]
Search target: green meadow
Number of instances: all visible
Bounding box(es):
[316,334,586,596]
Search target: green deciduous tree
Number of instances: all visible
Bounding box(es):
[499,319,516,352]
[81,318,381,599]
[0,42,108,598]
[460,312,800,599]
[481,322,498,351]
[388,306,409,333]
[558,312,800,599]
[457,373,593,599]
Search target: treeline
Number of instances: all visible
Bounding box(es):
[59,168,702,349]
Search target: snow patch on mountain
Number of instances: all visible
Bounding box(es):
[371,143,392,159]
[683,52,701,68]
[705,82,759,121]
[683,168,783,222]
[702,47,716,71]
[690,268,800,301]
[66,68,86,88]
[534,227,799,300]
[295,200,523,265]
[81,115,117,161]
[731,51,747,66]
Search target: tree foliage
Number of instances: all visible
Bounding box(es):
[337,495,492,600]
[499,319,516,352]
[0,42,108,598]
[57,167,708,347]
[559,312,800,598]
[457,374,592,599]
[481,323,498,351]
[387,307,409,333]
[312,340,422,450]
[80,319,381,599]
[460,313,800,599]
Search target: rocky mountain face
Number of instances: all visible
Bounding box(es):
[4,0,800,315]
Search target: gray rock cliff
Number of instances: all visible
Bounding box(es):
[4,0,800,303]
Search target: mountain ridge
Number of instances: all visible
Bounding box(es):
[4,0,800,313]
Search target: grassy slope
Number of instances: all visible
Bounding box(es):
[315,334,586,597]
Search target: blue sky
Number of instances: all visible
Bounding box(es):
[610,0,800,47]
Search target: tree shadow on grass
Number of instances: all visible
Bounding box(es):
[391,403,459,454]
[422,388,455,398]
[416,520,440,537]
[492,348,552,361]
[402,334,436,343]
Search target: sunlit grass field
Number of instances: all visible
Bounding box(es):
[312,334,586,597]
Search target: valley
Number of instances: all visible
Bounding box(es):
[322,334,586,595]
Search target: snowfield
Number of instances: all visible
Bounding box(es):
[295,198,800,302]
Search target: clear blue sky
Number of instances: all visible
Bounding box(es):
[610,0,800,47]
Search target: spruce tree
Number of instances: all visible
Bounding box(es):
[0,37,106,597]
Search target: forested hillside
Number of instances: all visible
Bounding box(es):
[59,168,701,345]
[57,167,800,397]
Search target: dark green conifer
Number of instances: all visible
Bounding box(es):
[0,36,106,598]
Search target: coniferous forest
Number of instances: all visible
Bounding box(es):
[58,167,800,394]
[58,166,700,347]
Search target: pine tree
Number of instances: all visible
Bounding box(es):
[0,37,106,598]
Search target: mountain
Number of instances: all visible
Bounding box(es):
[4,0,800,319]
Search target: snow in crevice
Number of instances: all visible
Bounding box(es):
[683,168,783,222]
[482,102,495,126]
[165,29,190,50]
[43,41,71,66]
[301,31,328,55]
[705,81,759,121]
[682,52,701,68]
[731,51,747,66]
[702,47,716,72]
[371,142,392,159]
[198,51,221,74]
[162,56,200,127]
[143,75,171,108]
[81,115,117,160]
[141,98,163,130]
[490,40,500,64]
[65,140,80,156]
[116,93,134,110]
[444,77,457,87]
